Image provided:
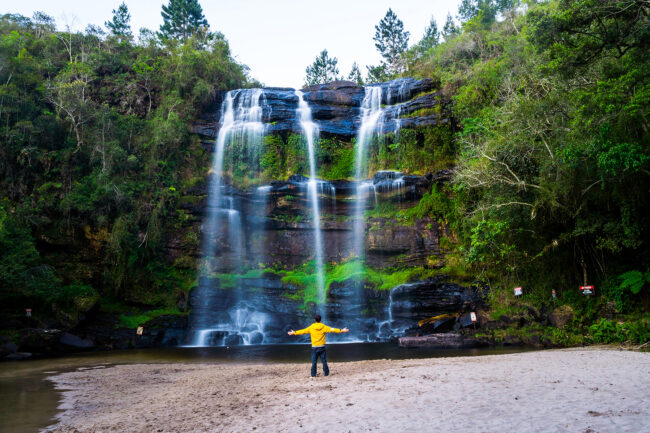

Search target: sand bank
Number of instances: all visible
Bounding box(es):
[46,348,649,433]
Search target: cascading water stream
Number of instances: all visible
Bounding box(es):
[349,86,388,341]
[352,86,384,272]
[295,90,326,313]
[189,89,268,347]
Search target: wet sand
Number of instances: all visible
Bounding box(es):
[46,348,649,433]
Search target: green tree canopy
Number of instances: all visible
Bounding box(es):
[373,8,410,75]
[365,64,388,84]
[159,0,208,41]
[457,0,518,25]
[305,49,340,86]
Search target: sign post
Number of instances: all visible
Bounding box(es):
[579,285,595,296]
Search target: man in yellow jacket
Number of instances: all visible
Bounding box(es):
[288,314,349,377]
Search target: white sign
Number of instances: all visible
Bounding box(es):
[136,327,144,336]
[580,286,595,296]
[514,287,523,296]
[470,312,477,322]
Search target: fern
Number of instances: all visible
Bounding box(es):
[618,270,650,295]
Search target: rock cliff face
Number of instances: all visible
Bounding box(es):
[192,77,445,139]
[181,170,448,270]
[182,77,472,345]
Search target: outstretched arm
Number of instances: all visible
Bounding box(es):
[326,327,350,333]
[288,327,309,336]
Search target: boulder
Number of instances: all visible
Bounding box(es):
[390,278,486,320]
[459,313,478,328]
[17,328,62,352]
[60,332,94,348]
[0,341,18,357]
[5,352,32,360]
[548,305,574,329]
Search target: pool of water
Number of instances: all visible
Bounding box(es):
[0,343,535,432]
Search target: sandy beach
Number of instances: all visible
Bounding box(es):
[46,348,649,433]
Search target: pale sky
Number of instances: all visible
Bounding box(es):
[6,0,462,87]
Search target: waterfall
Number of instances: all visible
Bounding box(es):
[352,86,385,270]
[252,185,272,268]
[189,89,268,347]
[295,90,326,313]
[376,289,395,339]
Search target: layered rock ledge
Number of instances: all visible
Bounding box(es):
[192,77,445,139]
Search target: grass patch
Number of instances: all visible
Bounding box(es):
[274,260,441,308]
[118,307,186,329]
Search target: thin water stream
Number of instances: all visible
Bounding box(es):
[295,90,326,313]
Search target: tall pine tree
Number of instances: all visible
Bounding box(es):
[347,62,364,85]
[442,13,460,41]
[421,17,440,47]
[409,17,440,61]
[159,0,208,40]
[305,49,340,86]
[373,9,410,76]
[105,2,132,40]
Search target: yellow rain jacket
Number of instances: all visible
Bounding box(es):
[293,323,342,347]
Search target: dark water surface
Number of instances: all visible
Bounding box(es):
[0,344,535,433]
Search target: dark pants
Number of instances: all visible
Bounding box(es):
[311,346,329,377]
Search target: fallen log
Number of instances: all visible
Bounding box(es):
[398,333,480,348]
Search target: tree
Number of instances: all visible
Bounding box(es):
[46,61,96,149]
[305,49,340,86]
[410,17,440,61]
[347,62,363,85]
[442,13,460,40]
[0,202,58,303]
[31,11,55,38]
[105,2,132,40]
[159,0,208,41]
[422,17,440,47]
[373,9,410,75]
[529,0,650,71]
[365,64,388,84]
[458,0,519,26]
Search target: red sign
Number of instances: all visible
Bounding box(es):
[580,285,595,296]
[514,287,523,296]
